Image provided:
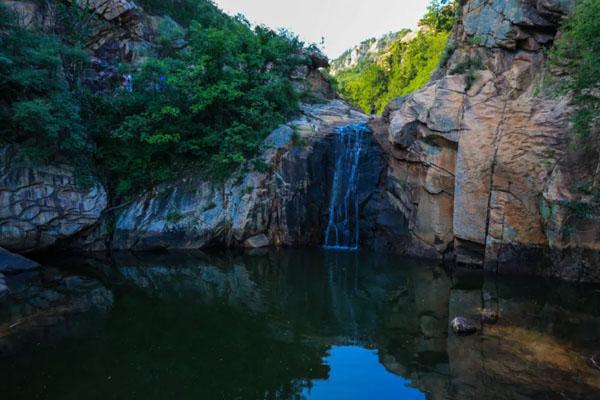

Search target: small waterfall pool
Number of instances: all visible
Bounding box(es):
[324,123,371,250]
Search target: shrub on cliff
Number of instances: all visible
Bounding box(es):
[84,12,310,197]
[550,0,600,138]
[0,5,89,163]
[0,1,315,199]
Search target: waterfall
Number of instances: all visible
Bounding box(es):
[324,123,370,250]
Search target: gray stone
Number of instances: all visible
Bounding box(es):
[243,234,270,249]
[264,125,294,150]
[480,308,499,324]
[0,284,8,299]
[590,355,600,371]
[110,100,370,251]
[0,146,108,252]
[451,317,478,336]
[0,247,39,273]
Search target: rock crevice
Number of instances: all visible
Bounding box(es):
[370,0,600,281]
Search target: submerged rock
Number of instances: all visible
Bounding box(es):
[0,266,114,356]
[244,234,270,249]
[590,355,600,371]
[480,308,499,324]
[0,247,39,273]
[451,317,478,336]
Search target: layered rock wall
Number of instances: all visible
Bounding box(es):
[0,147,108,253]
[372,0,600,281]
[95,101,379,251]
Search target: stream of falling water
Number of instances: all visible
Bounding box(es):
[324,123,370,250]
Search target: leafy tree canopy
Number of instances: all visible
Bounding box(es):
[549,0,600,139]
[332,0,456,114]
[0,1,315,199]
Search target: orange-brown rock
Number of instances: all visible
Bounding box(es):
[371,0,600,281]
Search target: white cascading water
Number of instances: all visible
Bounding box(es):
[324,123,370,250]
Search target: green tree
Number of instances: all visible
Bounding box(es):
[549,0,600,138]
[418,0,457,33]
[332,0,455,114]
[85,10,311,197]
[0,5,89,162]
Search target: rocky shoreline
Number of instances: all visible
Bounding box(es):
[1,0,599,282]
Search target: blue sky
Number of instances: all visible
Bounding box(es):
[212,0,430,58]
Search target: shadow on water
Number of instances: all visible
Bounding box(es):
[0,249,599,399]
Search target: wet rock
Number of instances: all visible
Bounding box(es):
[480,308,499,324]
[590,355,600,371]
[0,247,39,273]
[451,317,478,336]
[244,234,270,249]
[109,101,370,251]
[0,273,8,299]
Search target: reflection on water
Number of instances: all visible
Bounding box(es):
[0,249,599,399]
[303,346,425,400]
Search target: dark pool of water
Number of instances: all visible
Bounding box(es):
[0,249,599,399]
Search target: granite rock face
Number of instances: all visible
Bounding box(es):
[371,0,600,281]
[104,101,375,251]
[0,147,108,253]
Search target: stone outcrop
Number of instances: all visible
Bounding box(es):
[1,0,334,93]
[330,31,409,75]
[0,247,39,273]
[93,101,374,251]
[371,0,600,281]
[1,0,339,254]
[0,146,108,253]
[451,316,478,335]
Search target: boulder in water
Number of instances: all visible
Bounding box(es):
[244,234,270,249]
[480,308,499,324]
[590,355,600,371]
[451,317,478,336]
[0,247,39,274]
[0,273,8,299]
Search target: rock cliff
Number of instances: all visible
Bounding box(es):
[0,0,338,253]
[371,0,600,281]
[94,101,377,251]
[2,0,599,282]
[330,30,411,75]
[0,146,108,253]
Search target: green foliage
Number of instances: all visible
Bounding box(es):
[439,39,457,68]
[334,62,388,114]
[449,54,485,89]
[418,0,457,32]
[291,129,308,147]
[549,0,600,139]
[332,0,456,114]
[166,211,185,223]
[334,31,451,114]
[0,4,89,164]
[1,1,313,200]
[83,4,309,198]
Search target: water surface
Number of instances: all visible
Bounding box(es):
[0,249,599,399]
